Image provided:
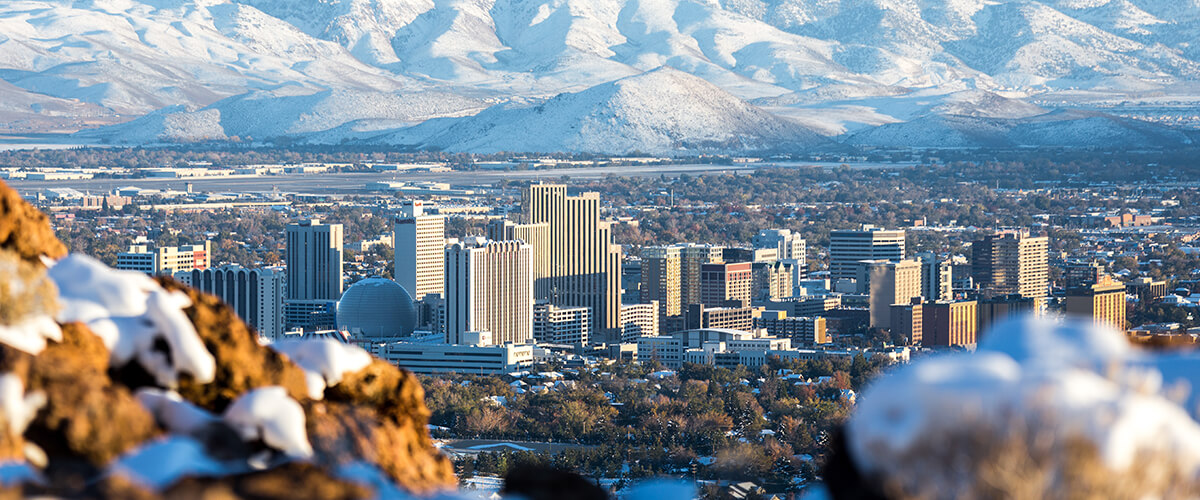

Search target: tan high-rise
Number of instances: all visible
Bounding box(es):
[286,219,343,301]
[488,220,551,299]
[972,230,1049,299]
[395,201,444,301]
[444,240,533,345]
[857,259,923,329]
[522,184,622,342]
[1065,276,1126,332]
[641,246,683,325]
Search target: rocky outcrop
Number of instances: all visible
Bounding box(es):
[151,277,310,412]
[0,183,65,264]
[0,179,456,498]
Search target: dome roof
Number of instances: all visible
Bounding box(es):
[337,278,417,338]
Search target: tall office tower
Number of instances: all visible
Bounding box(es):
[444,239,534,345]
[971,230,1049,299]
[752,261,794,302]
[700,262,754,308]
[753,229,807,284]
[487,219,551,299]
[621,257,643,304]
[681,244,724,307]
[829,225,906,282]
[175,265,285,341]
[916,252,953,302]
[1065,276,1127,332]
[285,219,344,301]
[857,259,923,329]
[521,184,622,342]
[395,200,445,301]
[117,241,212,275]
[641,246,683,324]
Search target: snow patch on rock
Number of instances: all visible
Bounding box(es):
[848,316,1200,479]
[223,387,313,460]
[49,254,216,388]
[271,339,373,400]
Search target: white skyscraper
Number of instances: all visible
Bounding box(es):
[753,228,807,288]
[285,219,343,301]
[395,200,445,301]
[444,239,534,345]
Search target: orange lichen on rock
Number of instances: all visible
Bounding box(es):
[311,359,455,493]
[23,323,157,466]
[0,180,66,264]
[0,249,58,327]
[307,401,455,495]
[153,277,310,413]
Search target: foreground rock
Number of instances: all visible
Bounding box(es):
[0,179,455,498]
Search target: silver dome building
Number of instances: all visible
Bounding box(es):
[336,278,417,338]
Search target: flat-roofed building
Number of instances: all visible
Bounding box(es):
[923,300,978,348]
[175,265,284,341]
[754,310,827,345]
[1065,276,1127,332]
[857,259,922,329]
[977,294,1039,337]
[445,239,534,345]
[829,225,905,282]
[700,261,754,308]
[395,200,445,302]
[641,245,683,324]
[890,300,923,346]
[619,301,659,342]
[1128,277,1168,303]
[533,302,590,345]
[685,304,761,332]
[380,341,534,375]
[971,230,1048,299]
[117,241,212,275]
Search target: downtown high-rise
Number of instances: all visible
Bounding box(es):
[829,225,906,282]
[285,219,343,300]
[284,219,343,330]
[394,200,445,301]
[521,184,622,342]
[971,230,1049,299]
[444,239,534,345]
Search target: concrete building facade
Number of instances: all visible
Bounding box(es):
[445,240,534,345]
[829,226,906,282]
[394,200,445,301]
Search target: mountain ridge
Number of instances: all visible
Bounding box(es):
[2,0,1200,152]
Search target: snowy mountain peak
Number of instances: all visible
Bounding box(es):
[2,0,1200,152]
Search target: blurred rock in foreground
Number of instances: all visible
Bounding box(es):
[827,316,1200,500]
[0,178,455,498]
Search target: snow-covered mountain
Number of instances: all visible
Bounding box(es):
[3,0,1200,152]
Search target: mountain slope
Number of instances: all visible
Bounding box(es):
[3,0,1200,151]
[371,68,828,153]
